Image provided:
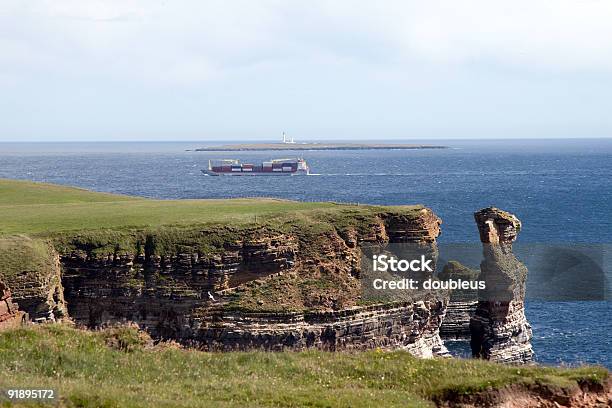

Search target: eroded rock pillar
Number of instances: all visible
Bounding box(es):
[470,207,533,364]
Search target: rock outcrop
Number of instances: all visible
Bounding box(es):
[439,261,479,339]
[435,378,612,408]
[470,207,533,364]
[60,233,299,335]
[0,280,24,330]
[383,208,442,244]
[188,298,448,356]
[0,237,66,322]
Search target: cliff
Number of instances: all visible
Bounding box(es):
[0,179,449,357]
[56,208,447,356]
[0,236,66,322]
[194,299,447,356]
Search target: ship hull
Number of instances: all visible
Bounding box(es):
[203,157,310,176]
[202,170,306,176]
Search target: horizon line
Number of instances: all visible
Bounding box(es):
[1,136,612,143]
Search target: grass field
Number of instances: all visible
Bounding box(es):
[0,178,393,236]
[0,178,138,206]
[0,325,607,408]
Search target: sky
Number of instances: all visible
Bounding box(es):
[1,0,612,142]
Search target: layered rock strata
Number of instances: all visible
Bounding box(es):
[0,237,66,322]
[0,280,24,330]
[195,299,448,356]
[61,234,299,336]
[57,209,449,357]
[470,207,533,364]
[439,261,479,339]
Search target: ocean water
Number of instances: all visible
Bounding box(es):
[1,139,610,367]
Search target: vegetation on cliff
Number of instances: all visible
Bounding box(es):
[0,236,56,280]
[0,324,607,408]
[0,179,425,313]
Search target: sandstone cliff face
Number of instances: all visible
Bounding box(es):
[439,261,479,339]
[61,233,298,336]
[470,207,533,364]
[58,209,449,357]
[194,298,448,356]
[0,280,24,330]
[0,237,66,322]
[383,208,441,244]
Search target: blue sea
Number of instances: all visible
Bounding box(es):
[1,139,610,367]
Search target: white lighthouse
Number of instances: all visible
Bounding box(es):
[282,132,295,144]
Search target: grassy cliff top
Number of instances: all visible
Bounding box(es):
[0,178,138,205]
[0,178,422,237]
[0,324,607,408]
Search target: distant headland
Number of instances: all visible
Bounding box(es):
[190,132,448,151]
[192,142,448,152]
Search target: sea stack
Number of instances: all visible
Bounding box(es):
[470,207,534,364]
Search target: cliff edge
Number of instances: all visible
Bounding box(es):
[0,179,449,357]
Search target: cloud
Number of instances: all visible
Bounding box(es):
[2,0,612,88]
[1,1,611,140]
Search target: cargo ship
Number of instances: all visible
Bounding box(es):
[202,158,310,176]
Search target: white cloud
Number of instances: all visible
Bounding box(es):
[2,0,612,87]
[1,0,611,140]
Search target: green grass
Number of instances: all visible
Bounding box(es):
[0,179,137,206]
[0,179,420,237]
[0,199,342,235]
[0,325,607,408]
[0,236,56,280]
[0,178,422,263]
